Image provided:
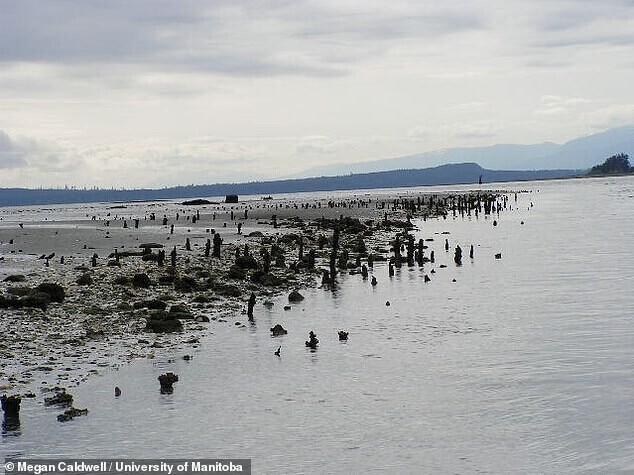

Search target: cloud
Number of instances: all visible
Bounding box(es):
[452,122,500,139]
[0,130,28,169]
[0,1,486,82]
[294,136,347,155]
[535,95,593,116]
[581,103,634,129]
[0,129,85,179]
[528,0,634,49]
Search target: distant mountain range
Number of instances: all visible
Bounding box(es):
[294,125,634,177]
[0,163,580,207]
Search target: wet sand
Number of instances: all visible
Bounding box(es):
[0,190,508,398]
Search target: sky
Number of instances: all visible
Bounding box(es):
[1,0,633,188]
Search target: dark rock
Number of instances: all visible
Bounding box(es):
[36,282,65,303]
[145,310,183,333]
[141,253,159,262]
[216,283,242,297]
[235,254,259,269]
[182,199,212,205]
[251,271,283,287]
[76,273,92,286]
[57,407,88,422]
[338,331,349,341]
[139,243,164,249]
[18,291,51,310]
[133,299,167,310]
[288,290,304,302]
[158,372,179,394]
[495,253,502,259]
[132,273,151,288]
[174,275,199,292]
[169,304,194,320]
[227,265,247,280]
[114,387,121,397]
[158,274,176,284]
[270,324,288,336]
[114,276,130,285]
[3,275,25,283]
[195,315,210,322]
[305,330,319,349]
[6,286,31,297]
[44,390,73,407]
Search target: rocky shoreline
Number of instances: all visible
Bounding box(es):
[1,190,510,417]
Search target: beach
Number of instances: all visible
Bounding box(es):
[1,189,508,397]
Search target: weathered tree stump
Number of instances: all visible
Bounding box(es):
[158,372,179,394]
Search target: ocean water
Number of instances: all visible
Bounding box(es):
[2,176,634,474]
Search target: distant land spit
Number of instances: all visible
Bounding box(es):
[0,163,580,207]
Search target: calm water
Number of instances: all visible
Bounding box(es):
[3,177,634,474]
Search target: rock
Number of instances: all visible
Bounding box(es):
[182,199,212,205]
[174,275,199,292]
[44,389,73,407]
[270,324,288,336]
[76,273,93,286]
[248,231,264,237]
[3,275,25,283]
[169,304,194,320]
[495,253,502,259]
[133,299,167,310]
[305,331,319,349]
[158,372,179,394]
[145,310,183,333]
[18,291,51,310]
[57,407,88,422]
[132,273,152,288]
[114,387,121,397]
[36,282,65,303]
[195,315,210,322]
[216,284,242,297]
[251,271,284,287]
[227,265,247,280]
[338,331,349,341]
[235,254,259,269]
[139,243,164,249]
[114,276,130,285]
[288,290,304,302]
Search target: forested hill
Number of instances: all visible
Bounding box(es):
[0,163,579,207]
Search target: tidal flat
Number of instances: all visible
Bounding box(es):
[3,178,634,473]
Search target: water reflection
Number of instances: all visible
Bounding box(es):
[3,177,634,473]
[2,415,21,436]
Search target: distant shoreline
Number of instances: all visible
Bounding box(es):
[0,162,580,207]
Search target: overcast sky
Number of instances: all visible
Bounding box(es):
[1,0,633,188]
